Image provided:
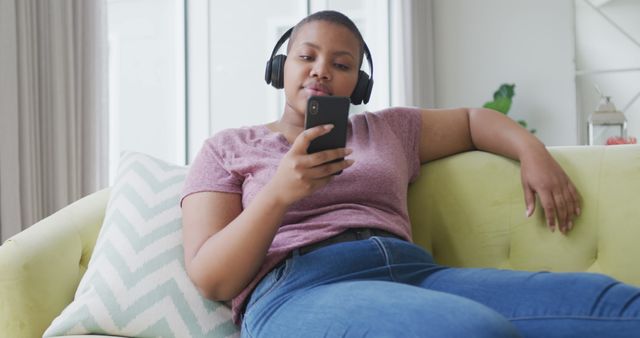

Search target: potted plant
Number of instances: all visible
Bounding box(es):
[483,83,536,134]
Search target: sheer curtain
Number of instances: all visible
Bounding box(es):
[390,0,436,108]
[0,0,108,243]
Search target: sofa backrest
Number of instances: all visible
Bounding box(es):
[408,145,640,287]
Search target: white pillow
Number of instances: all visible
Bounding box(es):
[44,152,240,338]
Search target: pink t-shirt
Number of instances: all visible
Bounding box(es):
[180,107,423,324]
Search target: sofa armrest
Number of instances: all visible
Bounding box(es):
[0,188,109,338]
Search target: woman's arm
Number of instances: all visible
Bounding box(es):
[182,187,287,301]
[182,125,354,301]
[419,107,580,234]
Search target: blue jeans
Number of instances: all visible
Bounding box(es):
[241,237,640,337]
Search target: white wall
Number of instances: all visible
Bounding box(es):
[432,0,577,146]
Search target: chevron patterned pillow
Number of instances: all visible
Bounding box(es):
[44,152,240,338]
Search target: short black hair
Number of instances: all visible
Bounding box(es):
[286,10,365,67]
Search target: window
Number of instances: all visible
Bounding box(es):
[187,0,391,162]
[107,0,186,184]
[108,0,392,176]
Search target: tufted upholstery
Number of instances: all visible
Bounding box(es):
[1,145,639,337]
[0,189,109,338]
[408,145,640,286]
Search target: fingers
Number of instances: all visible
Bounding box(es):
[535,182,581,234]
[285,128,355,181]
[519,151,582,235]
[552,191,569,233]
[554,180,581,234]
[568,183,581,216]
[537,191,558,232]
[291,124,334,154]
[306,158,355,178]
[562,183,579,232]
[292,125,352,168]
[523,185,536,218]
[306,147,353,167]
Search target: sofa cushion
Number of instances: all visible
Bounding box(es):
[44,152,240,337]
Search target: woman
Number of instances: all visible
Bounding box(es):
[180,10,640,337]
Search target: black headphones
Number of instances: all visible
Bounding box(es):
[264,27,374,105]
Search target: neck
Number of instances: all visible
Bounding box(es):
[269,103,305,143]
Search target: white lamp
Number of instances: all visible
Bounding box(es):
[588,92,628,146]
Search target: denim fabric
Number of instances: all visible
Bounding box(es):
[241,237,640,338]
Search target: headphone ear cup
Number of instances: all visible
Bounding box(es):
[268,54,287,89]
[363,77,373,104]
[264,59,273,84]
[350,70,370,105]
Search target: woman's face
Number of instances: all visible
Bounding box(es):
[283,20,361,117]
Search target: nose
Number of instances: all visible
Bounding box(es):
[310,58,331,80]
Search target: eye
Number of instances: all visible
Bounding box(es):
[334,63,350,71]
[299,55,313,61]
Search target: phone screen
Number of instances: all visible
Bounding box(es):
[304,96,350,154]
[304,96,350,174]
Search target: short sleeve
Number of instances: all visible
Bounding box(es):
[180,135,243,206]
[376,107,423,183]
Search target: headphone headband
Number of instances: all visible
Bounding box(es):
[268,27,294,64]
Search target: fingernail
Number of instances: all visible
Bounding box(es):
[345,148,353,155]
[324,124,334,130]
[576,207,581,216]
[346,159,355,165]
[568,221,573,230]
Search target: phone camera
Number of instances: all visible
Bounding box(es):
[310,100,319,115]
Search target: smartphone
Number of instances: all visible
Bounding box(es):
[304,95,350,173]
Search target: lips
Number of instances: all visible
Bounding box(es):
[303,83,331,96]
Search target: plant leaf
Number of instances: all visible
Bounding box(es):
[483,97,511,114]
[483,83,515,114]
[494,84,515,101]
[517,119,528,128]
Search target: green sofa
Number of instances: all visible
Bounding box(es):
[1,145,639,337]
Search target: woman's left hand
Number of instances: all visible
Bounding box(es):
[519,149,581,234]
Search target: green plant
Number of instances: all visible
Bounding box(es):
[483,83,536,134]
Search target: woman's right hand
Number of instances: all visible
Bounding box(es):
[266,124,354,207]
